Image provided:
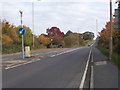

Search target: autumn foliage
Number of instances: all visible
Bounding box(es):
[1,20,94,54]
[98,19,120,52]
[47,27,65,46]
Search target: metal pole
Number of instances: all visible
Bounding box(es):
[32,2,35,48]
[109,0,113,61]
[20,10,24,59]
[96,19,98,37]
[78,29,80,47]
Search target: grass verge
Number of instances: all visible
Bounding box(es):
[97,46,120,69]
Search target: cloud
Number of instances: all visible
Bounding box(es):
[0,0,117,3]
[0,1,118,38]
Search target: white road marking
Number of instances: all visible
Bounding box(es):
[79,48,92,89]
[5,59,41,70]
[95,61,107,66]
[34,54,40,56]
[5,48,81,69]
[50,48,80,57]
[50,55,56,57]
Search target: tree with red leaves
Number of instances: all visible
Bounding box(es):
[46,27,65,46]
[47,27,64,38]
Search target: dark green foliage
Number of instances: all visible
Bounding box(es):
[64,31,93,48]
[83,31,94,40]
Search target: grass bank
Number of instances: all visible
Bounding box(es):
[97,46,120,69]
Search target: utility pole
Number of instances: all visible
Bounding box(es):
[19,10,25,59]
[78,28,80,47]
[109,0,113,61]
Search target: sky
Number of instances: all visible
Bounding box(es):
[0,0,118,38]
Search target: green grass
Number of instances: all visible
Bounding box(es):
[97,46,120,69]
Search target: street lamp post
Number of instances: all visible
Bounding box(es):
[32,0,41,48]
[96,19,98,37]
[19,10,25,59]
[32,2,35,48]
[109,0,113,61]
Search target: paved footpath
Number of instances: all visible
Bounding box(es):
[92,47,119,89]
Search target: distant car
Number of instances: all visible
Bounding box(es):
[58,44,63,48]
[88,44,91,47]
[46,44,51,48]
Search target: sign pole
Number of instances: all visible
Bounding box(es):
[22,34,24,59]
[20,10,24,59]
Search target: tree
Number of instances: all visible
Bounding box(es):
[46,27,64,46]
[64,31,85,47]
[47,27,64,38]
[98,19,120,52]
[38,34,51,46]
[83,31,94,40]
[64,30,73,37]
[2,34,13,47]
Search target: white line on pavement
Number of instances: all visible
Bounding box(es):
[50,48,80,57]
[5,59,41,70]
[50,55,56,57]
[5,48,81,69]
[79,48,92,89]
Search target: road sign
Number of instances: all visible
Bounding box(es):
[18,28,25,35]
[114,8,120,29]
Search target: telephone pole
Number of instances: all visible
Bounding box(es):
[109,0,113,61]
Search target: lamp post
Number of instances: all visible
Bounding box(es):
[32,0,41,48]
[96,19,98,37]
[19,10,25,59]
[109,0,113,61]
[32,2,35,48]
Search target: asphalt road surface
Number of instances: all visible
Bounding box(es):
[2,47,91,88]
[1,48,74,61]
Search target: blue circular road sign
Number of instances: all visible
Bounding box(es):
[18,28,26,35]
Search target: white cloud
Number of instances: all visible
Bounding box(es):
[0,1,118,38]
[0,0,117,3]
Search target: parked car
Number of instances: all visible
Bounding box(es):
[88,44,91,47]
[58,44,63,48]
[46,44,51,48]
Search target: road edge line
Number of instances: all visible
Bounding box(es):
[79,47,92,89]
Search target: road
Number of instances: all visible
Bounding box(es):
[1,48,72,61]
[2,47,91,88]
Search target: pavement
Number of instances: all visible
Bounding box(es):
[92,47,119,89]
